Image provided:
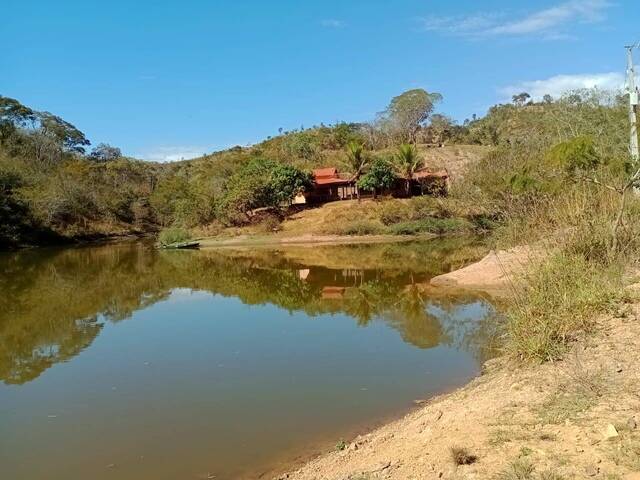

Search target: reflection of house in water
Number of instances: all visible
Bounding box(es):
[298,269,310,280]
[297,266,376,288]
[321,286,346,300]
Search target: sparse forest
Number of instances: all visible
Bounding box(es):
[0,88,459,247]
[1,87,636,257]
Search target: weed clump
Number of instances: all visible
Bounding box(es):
[158,226,191,246]
[450,446,477,466]
[335,439,347,451]
[495,458,535,480]
[329,220,386,236]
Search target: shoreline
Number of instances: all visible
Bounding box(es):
[243,373,482,480]
[266,254,640,480]
[197,233,437,249]
[273,309,640,480]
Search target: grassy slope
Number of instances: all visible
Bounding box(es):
[194,145,491,241]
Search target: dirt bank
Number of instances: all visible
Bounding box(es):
[276,304,640,480]
[429,245,541,298]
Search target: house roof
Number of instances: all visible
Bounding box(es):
[312,167,353,186]
[315,177,353,186]
[313,168,339,179]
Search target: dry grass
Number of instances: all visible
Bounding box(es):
[537,363,607,424]
[495,458,536,480]
[278,197,483,238]
[488,428,532,447]
[505,251,621,362]
[608,434,640,470]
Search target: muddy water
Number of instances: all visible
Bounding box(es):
[0,239,499,479]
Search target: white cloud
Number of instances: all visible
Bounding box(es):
[420,13,500,36]
[499,72,625,100]
[139,146,209,163]
[320,19,346,28]
[419,0,611,38]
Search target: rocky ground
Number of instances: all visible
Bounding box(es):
[276,283,640,480]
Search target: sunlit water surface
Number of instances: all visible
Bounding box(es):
[0,239,499,479]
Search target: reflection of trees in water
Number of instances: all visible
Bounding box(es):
[425,296,502,363]
[0,240,497,384]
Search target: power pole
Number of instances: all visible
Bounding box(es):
[626,45,639,162]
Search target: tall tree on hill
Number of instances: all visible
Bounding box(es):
[38,112,90,154]
[394,144,422,197]
[512,92,531,107]
[90,143,122,162]
[429,114,454,146]
[382,89,443,144]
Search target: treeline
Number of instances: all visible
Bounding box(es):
[1,87,633,249]
[0,88,461,247]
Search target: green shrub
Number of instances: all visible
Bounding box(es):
[158,227,191,246]
[408,196,450,219]
[378,200,413,225]
[330,220,386,236]
[216,158,311,226]
[469,213,496,231]
[390,218,470,235]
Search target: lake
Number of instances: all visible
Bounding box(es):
[0,239,499,479]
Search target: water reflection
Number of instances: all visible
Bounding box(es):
[0,238,497,386]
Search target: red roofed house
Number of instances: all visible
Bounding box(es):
[297,168,357,204]
[294,166,449,204]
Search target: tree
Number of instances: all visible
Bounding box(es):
[0,96,36,127]
[393,144,422,197]
[429,114,454,146]
[512,92,531,107]
[382,89,443,143]
[343,141,369,200]
[0,96,37,146]
[38,112,90,154]
[216,158,311,225]
[283,131,320,161]
[542,94,553,104]
[90,143,122,162]
[357,158,396,199]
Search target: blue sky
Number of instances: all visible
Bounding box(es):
[2,0,638,161]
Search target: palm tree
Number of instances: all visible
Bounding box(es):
[394,143,422,197]
[344,141,368,200]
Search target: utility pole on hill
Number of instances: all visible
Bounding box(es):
[626,44,639,162]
